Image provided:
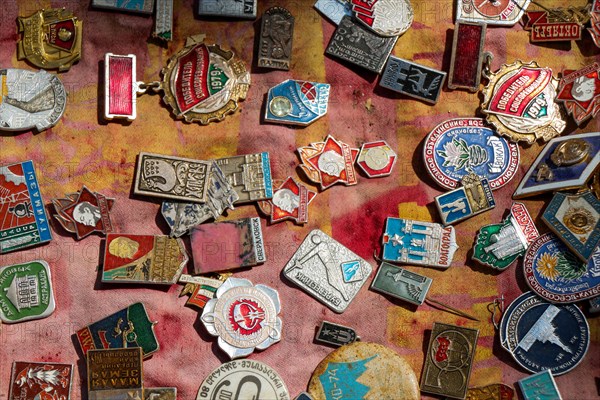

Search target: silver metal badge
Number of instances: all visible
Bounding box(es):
[380,56,446,104]
[197,0,257,19]
[258,7,294,70]
[283,229,372,313]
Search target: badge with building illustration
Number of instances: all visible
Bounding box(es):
[541,191,600,262]
[424,118,519,190]
[9,361,73,400]
[76,302,159,358]
[52,186,114,240]
[435,172,495,226]
[214,152,273,203]
[381,217,458,268]
[379,56,446,104]
[0,260,55,324]
[473,202,539,270]
[101,234,188,285]
[523,233,600,303]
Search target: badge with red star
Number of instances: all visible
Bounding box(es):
[557,62,600,125]
[52,186,114,239]
[297,135,359,190]
[258,177,317,224]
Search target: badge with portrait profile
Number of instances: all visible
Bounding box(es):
[258,177,317,225]
[556,62,600,126]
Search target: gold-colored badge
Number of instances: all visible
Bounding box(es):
[17,8,82,72]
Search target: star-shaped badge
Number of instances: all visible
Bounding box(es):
[557,62,600,125]
[52,186,114,239]
[297,135,359,190]
[258,177,317,224]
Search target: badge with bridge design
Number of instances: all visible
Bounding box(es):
[315,321,359,347]
[379,56,446,104]
[473,202,539,271]
[499,291,590,375]
[435,172,495,226]
[265,80,330,126]
[424,118,519,191]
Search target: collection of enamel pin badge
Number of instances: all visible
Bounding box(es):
[1,0,600,400]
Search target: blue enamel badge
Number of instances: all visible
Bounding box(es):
[265,80,330,126]
[435,173,495,225]
[518,370,563,400]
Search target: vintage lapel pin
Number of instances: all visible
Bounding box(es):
[197,0,257,19]
[104,36,250,124]
[325,16,397,74]
[435,172,495,226]
[145,388,177,399]
[294,393,314,400]
[87,347,143,400]
[0,69,66,132]
[524,5,589,43]
[265,80,330,126]
[178,274,225,309]
[542,191,600,262]
[161,162,238,237]
[589,296,600,313]
[371,262,479,320]
[466,383,515,400]
[17,8,82,72]
[101,233,188,285]
[0,161,52,253]
[314,0,353,25]
[52,186,114,240]
[258,7,294,70]
[315,320,360,347]
[424,118,519,191]
[214,152,273,203]
[480,60,566,144]
[0,260,55,324]
[523,233,600,303]
[308,342,420,400]
[590,0,600,47]
[76,302,159,357]
[154,0,173,41]
[190,217,265,274]
[518,370,562,400]
[499,291,589,375]
[257,177,317,225]
[350,0,414,37]
[379,56,446,104]
[356,140,397,178]
[297,135,359,190]
[133,152,212,203]
[473,202,539,271]
[456,0,532,26]
[421,322,479,400]
[513,132,600,199]
[200,277,282,359]
[556,62,600,126]
[196,360,289,400]
[283,229,373,313]
[382,217,459,268]
[9,362,73,400]
[448,20,487,92]
[92,0,154,13]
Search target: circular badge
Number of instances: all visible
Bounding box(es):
[499,292,589,375]
[351,0,413,37]
[201,277,282,359]
[523,233,600,303]
[308,342,419,400]
[423,118,519,190]
[196,360,290,400]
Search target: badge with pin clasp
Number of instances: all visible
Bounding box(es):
[9,362,73,400]
[315,321,359,347]
[448,21,486,92]
[52,186,114,240]
[350,0,414,37]
[257,177,317,225]
[456,0,531,26]
[513,132,600,199]
[200,277,282,359]
[265,80,330,126]
[379,56,446,104]
[435,172,495,226]
[382,217,459,268]
[481,60,566,144]
[87,347,143,400]
[356,140,397,178]
[197,0,257,19]
[17,8,82,72]
[0,69,66,132]
[258,7,294,70]
[518,370,562,400]
[556,62,600,126]
[314,0,353,25]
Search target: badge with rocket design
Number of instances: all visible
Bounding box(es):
[9,361,73,400]
[76,302,159,358]
[556,62,600,126]
[258,177,316,225]
[297,135,359,190]
[52,186,114,240]
[356,140,397,178]
[265,80,330,126]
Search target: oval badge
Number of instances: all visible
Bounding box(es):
[423,118,519,190]
[0,69,66,132]
[523,233,600,303]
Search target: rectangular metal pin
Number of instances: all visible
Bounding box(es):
[379,56,446,104]
[258,7,294,70]
[87,347,143,400]
[518,370,563,400]
[315,321,359,347]
[197,0,257,19]
[371,262,432,305]
[435,173,495,226]
[153,0,173,41]
[448,20,486,92]
[104,53,136,121]
[92,0,155,14]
